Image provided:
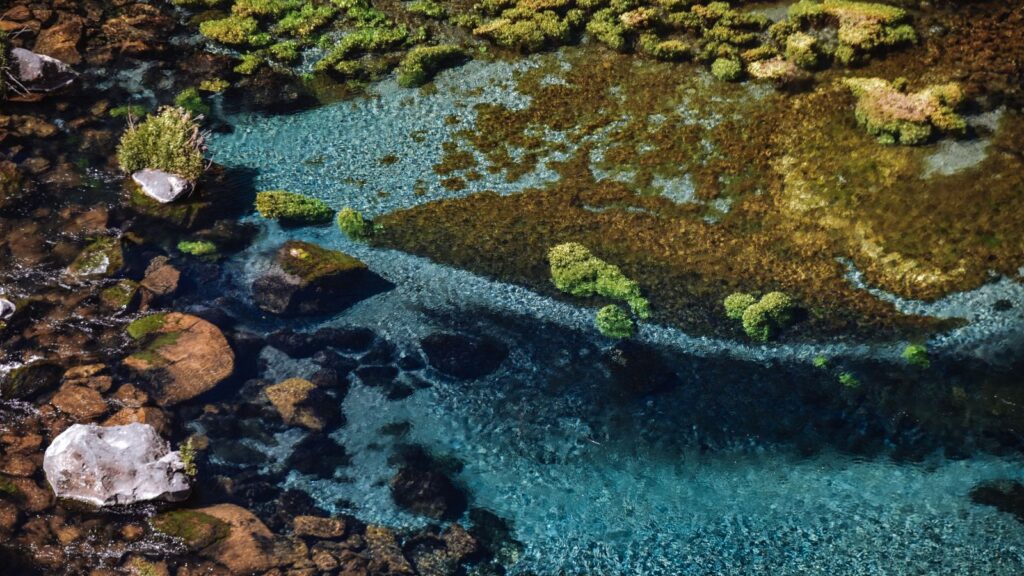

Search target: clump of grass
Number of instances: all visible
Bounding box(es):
[117,107,207,181]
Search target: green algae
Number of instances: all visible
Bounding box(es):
[279,240,367,283]
[127,313,169,340]
[151,510,230,550]
[255,190,334,224]
[178,240,219,256]
[101,280,140,311]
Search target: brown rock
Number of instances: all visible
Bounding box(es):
[0,500,19,533]
[103,407,169,435]
[263,378,338,431]
[195,504,287,574]
[50,384,108,421]
[33,14,84,64]
[63,364,106,381]
[123,313,234,406]
[293,515,348,539]
[121,523,145,541]
[8,477,53,512]
[111,384,149,407]
[312,550,339,572]
[365,525,415,576]
[0,453,40,477]
[140,257,180,297]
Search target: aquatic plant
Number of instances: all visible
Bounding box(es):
[812,355,828,369]
[150,510,230,548]
[199,14,261,46]
[177,240,218,256]
[174,87,210,116]
[269,40,301,63]
[740,291,795,342]
[101,280,140,311]
[279,240,367,282]
[723,292,757,320]
[109,104,149,119]
[232,0,303,17]
[337,207,373,240]
[902,343,930,368]
[838,371,860,388]
[785,32,818,69]
[317,25,410,74]
[397,45,467,87]
[407,0,446,18]
[117,107,207,181]
[787,0,916,65]
[843,77,966,145]
[596,304,635,339]
[548,242,650,318]
[179,437,199,477]
[473,10,575,52]
[199,78,230,92]
[255,190,334,224]
[711,57,743,81]
[275,4,337,37]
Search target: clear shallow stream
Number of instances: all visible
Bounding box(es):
[205,55,1024,574]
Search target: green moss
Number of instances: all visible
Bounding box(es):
[279,240,367,283]
[723,292,756,320]
[740,291,795,342]
[234,53,265,75]
[151,510,230,550]
[838,371,860,388]
[397,45,467,88]
[269,40,301,62]
[255,190,334,224]
[640,37,691,61]
[902,343,930,368]
[177,240,218,256]
[101,280,140,310]
[586,9,627,52]
[199,14,261,45]
[174,87,211,116]
[173,0,227,7]
[117,107,207,181]
[548,242,650,318]
[710,57,743,81]
[843,78,966,145]
[784,32,818,69]
[127,313,168,341]
[232,0,303,17]
[199,78,230,92]
[316,26,410,74]
[0,361,63,400]
[787,0,916,64]
[595,304,635,338]
[407,0,446,18]
[473,10,573,53]
[109,104,149,119]
[812,355,828,369]
[337,207,373,240]
[276,4,337,37]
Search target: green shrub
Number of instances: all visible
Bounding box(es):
[337,207,373,240]
[199,15,260,45]
[255,190,334,224]
[711,57,743,81]
[177,240,218,256]
[902,343,930,368]
[596,304,635,339]
[723,292,756,320]
[174,87,210,116]
[740,291,794,342]
[117,107,207,181]
[548,242,650,319]
[397,45,466,87]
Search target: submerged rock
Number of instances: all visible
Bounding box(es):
[252,241,387,316]
[0,298,14,321]
[191,503,289,573]
[0,360,63,400]
[389,449,467,520]
[263,377,341,431]
[970,479,1024,522]
[131,169,194,204]
[9,48,78,93]
[65,235,124,280]
[123,312,235,405]
[42,423,190,506]
[420,332,508,380]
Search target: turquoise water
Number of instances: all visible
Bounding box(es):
[206,55,1024,574]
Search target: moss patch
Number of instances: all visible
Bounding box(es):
[151,510,230,550]
[255,190,334,224]
[127,313,169,340]
[279,240,367,283]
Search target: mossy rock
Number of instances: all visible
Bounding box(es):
[254,190,333,225]
[0,360,63,400]
[128,184,215,230]
[278,240,367,284]
[126,312,169,340]
[101,280,141,311]
[151,509,231,550]
[66,236,124,280]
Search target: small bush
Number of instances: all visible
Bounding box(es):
[397,45,467,88]
[255,190,334,224]
[711,57,743,81]
[117,107,207,181]
[337,207,373,240]
[740,291,794,342]
[596,304,635,339]
[723,292,756,320]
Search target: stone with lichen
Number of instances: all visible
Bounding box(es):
[843,77,966,145]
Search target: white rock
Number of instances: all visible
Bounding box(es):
[43,423,190,506]
[10,47,78,93]
[0,298,14,320]
[132,169,193,204]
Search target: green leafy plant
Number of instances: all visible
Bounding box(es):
[741,291,794,342]
[723,292,757,320]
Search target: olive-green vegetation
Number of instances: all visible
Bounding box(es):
[843,77,966,145]
[109,104,149,119]
[179,437,199,477]
[397,45,466,87]
[117,107,207,181]
[838,371,860,388]
[595,304,635,339]
[549,242,650,318]
[177,240,218,256]
[337,207,373,240]
[740,292,795,342]
[174,87,211,116]
[150,510,230,550]
[279,240,367,282]
[126,313,168,340]
[255,190,334,224]
[902,343,930,368]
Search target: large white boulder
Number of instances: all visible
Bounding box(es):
[132,169,193,204]
[43,423,190,506]
[10,47,78,93]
